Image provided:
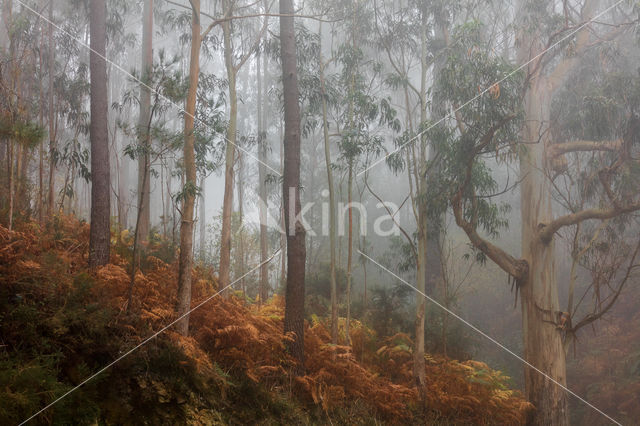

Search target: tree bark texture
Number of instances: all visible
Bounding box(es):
[88,0,111,268]
[176,1,200,336]
[280,0,306,373]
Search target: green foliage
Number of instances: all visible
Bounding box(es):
[368,284,413,338]
[0,242,294,425]
[427,21,524,238]
[551,48,640,217]
[0,118,45,148]
[306,263,347,300]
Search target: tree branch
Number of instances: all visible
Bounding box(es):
[364,174,417,258]
[450,116,528,281]
[165,0,339,23]
[547,139,622,159]
[539,202,640,243]
[571,236,640,333]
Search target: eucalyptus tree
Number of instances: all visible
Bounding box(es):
[218,0,270,293]
[374,0,445,388]
[332,0,400,344]
[176,0,221,336]
[136,0,153,244]
[512,2,640,422]
[55,63,91,215]
[295,1,398,345]
[257,46,269,303]
[47,0,55,218]
[316,21,340,344]
[0,1,45,230]
[115,52,188,309]
[173,0,229,335]
[433,7,640,423]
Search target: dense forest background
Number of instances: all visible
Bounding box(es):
[1,0,640,424]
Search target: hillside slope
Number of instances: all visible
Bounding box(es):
[0,217,531,425]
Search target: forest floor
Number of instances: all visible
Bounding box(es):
[0,216,532,425]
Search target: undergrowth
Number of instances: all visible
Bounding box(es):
[0,216,532,425]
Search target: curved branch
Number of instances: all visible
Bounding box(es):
[538,202,640,244]
[451,192,528,280]
[364,175,417,258]
[547,139,622,159]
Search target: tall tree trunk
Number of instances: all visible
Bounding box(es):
[7,138,14,231]
[88,0,111,268]
[219,3,236,293]
[113,118,125,232]
[345,164,353,345]
[0,0,10,52]
[279,119,286,289]
[517,2,568,423]
[47,0,55,219]
[6,2,15,230]
[318,23,338,344]
[257,50,269,304]
[38,28,45,224]
[199,176,206,261]
[280,0,306,373]
[519,76,568,426]
[176,1,201,336]
[361,236,367,311]
[236,152,245,294]
[412,8,430,390]
[137,0,153,244]
[426,9,447,300]
[413,205,427,388]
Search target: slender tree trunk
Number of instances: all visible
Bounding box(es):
[361,236,367,311]
[414,205,427,388]
[176,1,200,336]
[7,139,14,231]
[280,0,306,373]
[113,119,125,232]
[88,0,111,267]
[15,141,28,214]
[279,119,286,289]
[199,176,206,261]
[219,3,236,293]
[137,0,153,244]
[318,29,338,344]
[127,135,151,311]
[236,152,245,294]
[0,0,10,52]
[257,50,269,303]
[412,8,430,390]
[47,0,55,219]
[38,29,45,224]
[345,164,353,345]
[6,2,15,230]
[426,13,447,300]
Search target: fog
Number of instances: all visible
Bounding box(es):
[2,0,640,424]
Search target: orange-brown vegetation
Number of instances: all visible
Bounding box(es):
[1,216,532,424]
